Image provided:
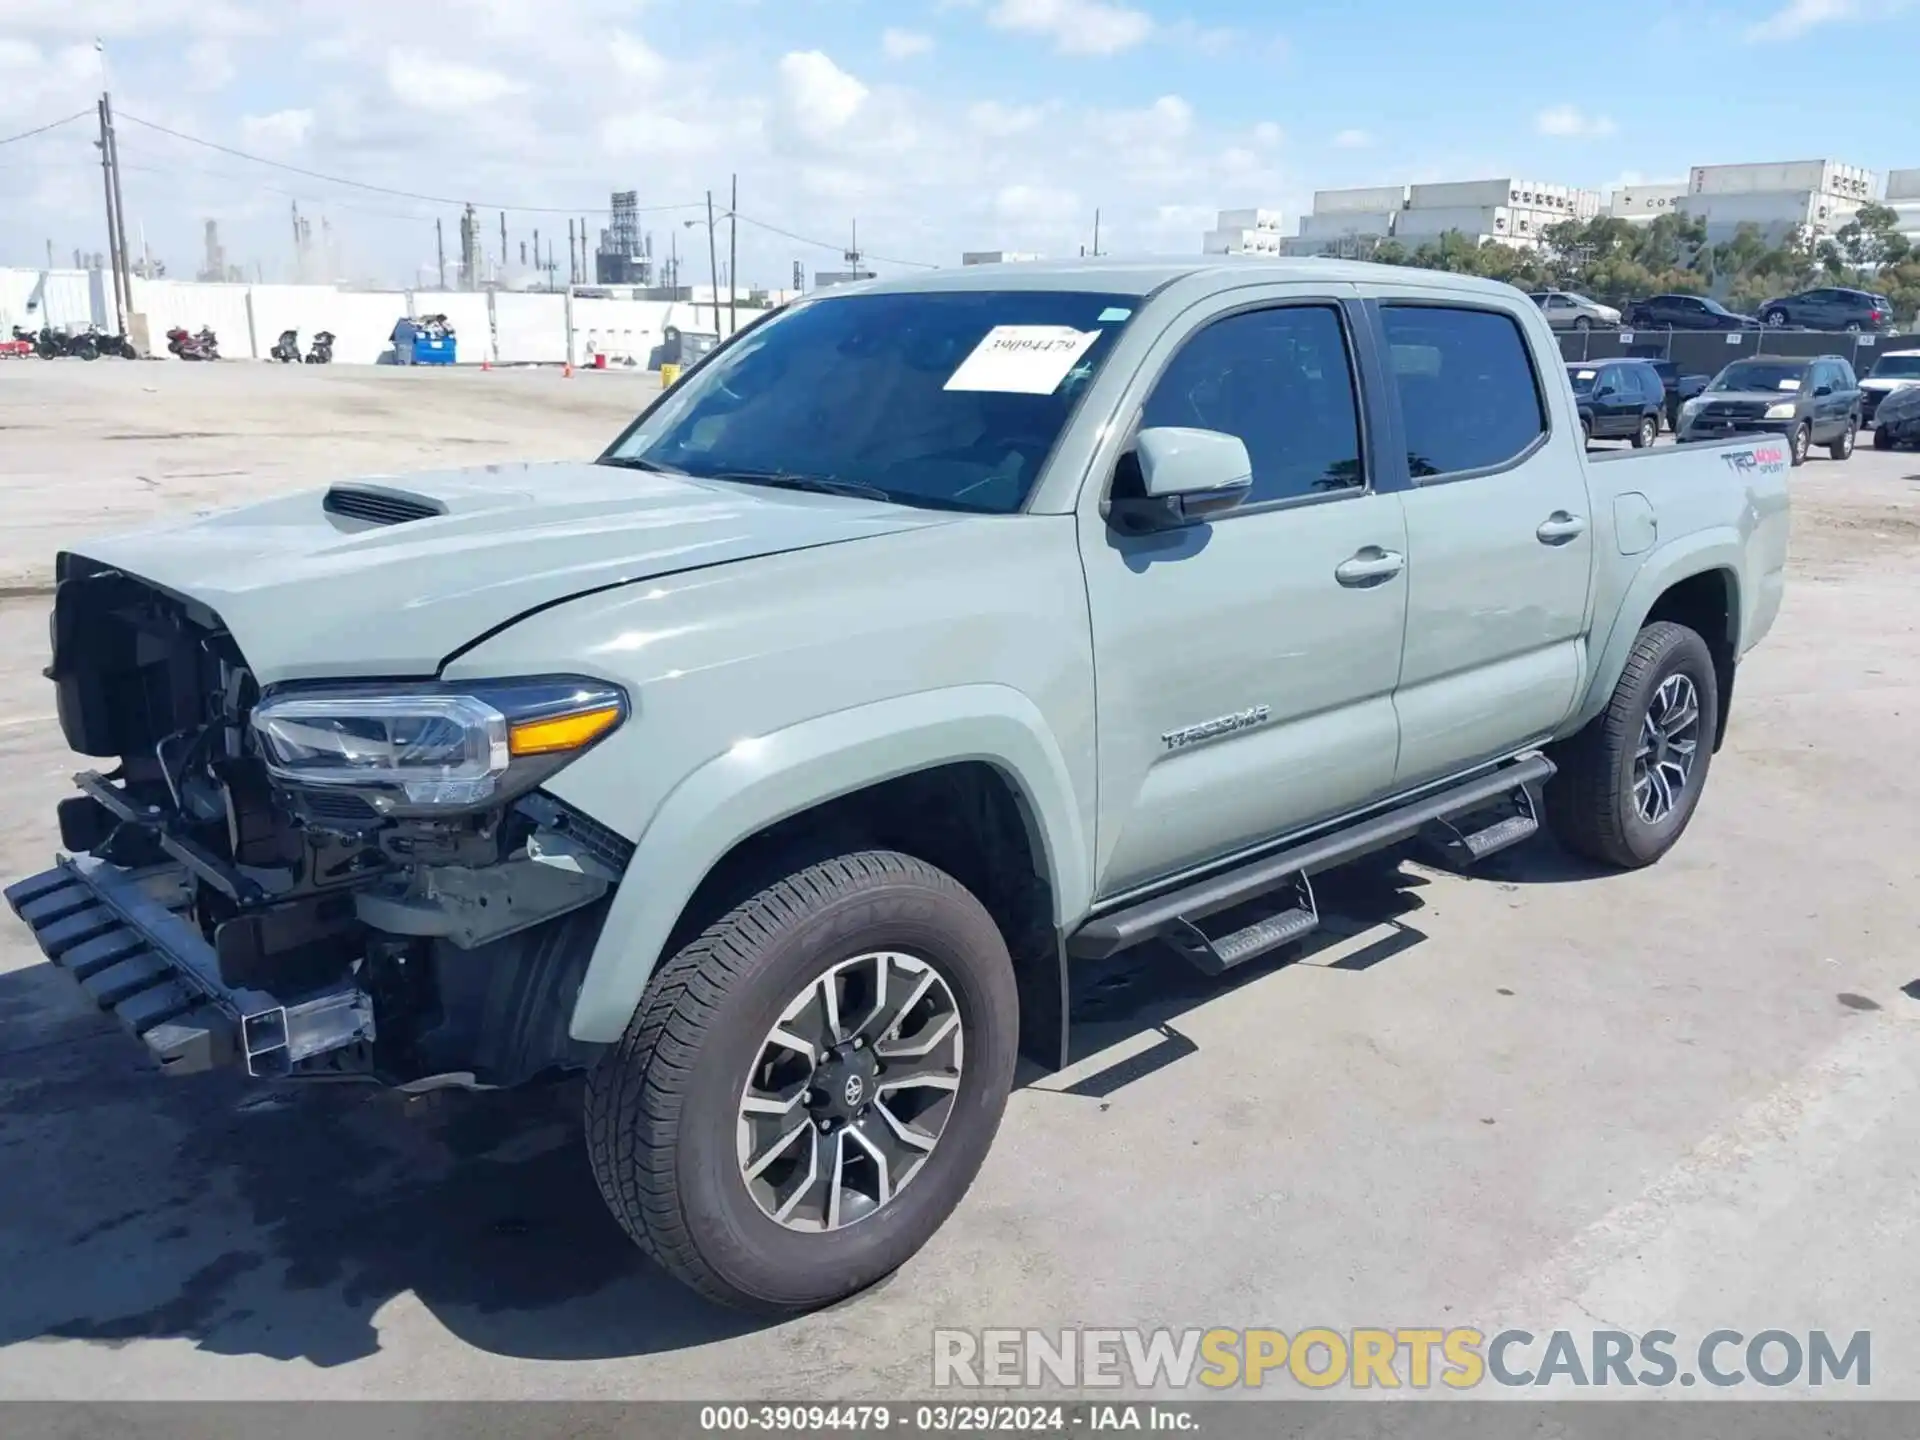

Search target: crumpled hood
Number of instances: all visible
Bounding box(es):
[67,460,955,684]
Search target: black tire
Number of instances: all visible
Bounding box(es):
[1580,415,1593,447]
[1789,422,1811,467]
[1545,621,1720,870]
[1631,413,1657,449]
[1574,316,1592,332]
[1874,426,1895,451]
[1764,309,1789,329]
[1829,417,1857,461]
[584,850,1019,1313]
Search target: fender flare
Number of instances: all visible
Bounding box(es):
[1571,529,1745,733]
[566,684,1092,1044]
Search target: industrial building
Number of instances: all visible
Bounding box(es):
[1274,179,1600,256]
[1202,208,1283,257]
[1665,160,1873,244]
[1886,169,1920,245]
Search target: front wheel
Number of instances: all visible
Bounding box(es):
[585,850,1020,1313]
[1829,418,1857,461]
[1545,621,1719,869]
[1631,413,1657,449]
[1789,422,1811,466]
[1764,310,1789,328]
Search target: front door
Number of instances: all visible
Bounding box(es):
[1078,288,1410,897]
[1356,290,1597,789]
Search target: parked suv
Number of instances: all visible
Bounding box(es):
[1529,290,1621,331]
[1625,294,1759,331]
[1567,359,1665,446]
[1645,359,1710,432]
[1677,355,1862,464]
[1757,287,1890,333]
[1857,348,1920,426]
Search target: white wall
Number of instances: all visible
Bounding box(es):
[0,268,99,334]
[130,277,257,356]
[493,292,569,364]
[250,285,410,366]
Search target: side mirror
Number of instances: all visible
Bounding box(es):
[1111,427,1253,532]
[1814,384,1833,397]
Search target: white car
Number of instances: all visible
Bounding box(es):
[1858,349,1920,426]
[1529,289,1623,332]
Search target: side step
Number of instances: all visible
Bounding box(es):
[1419,781,1542,868]
[1069,752,1556,971]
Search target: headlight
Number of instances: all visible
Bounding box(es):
[1680,397,1707,418]
[1763,402,1797,419]
[252,677,626,814]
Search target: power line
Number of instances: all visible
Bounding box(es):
[732,210,937,269]
[0,110,92,147]
[117,110,706,217]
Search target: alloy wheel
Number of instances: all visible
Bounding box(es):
[737,951,964,1232]
[1633,673,1701,824]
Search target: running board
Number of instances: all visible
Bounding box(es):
[1418,782,1542,868]
[1068,752,1557,966]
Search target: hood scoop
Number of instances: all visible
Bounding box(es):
[323,484,447,527]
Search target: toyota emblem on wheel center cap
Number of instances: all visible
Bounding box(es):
[843,1075,865,1107]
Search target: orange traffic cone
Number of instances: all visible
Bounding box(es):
[481,356,490,371]
[563,361,573,378]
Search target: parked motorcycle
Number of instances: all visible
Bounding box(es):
[166,326,220,361]
[304,330,335,364]
[27,326,97,360]
[270,328,301,363]
[93,330,139,359]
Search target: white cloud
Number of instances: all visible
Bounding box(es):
[1536,104,1618,139]
[240,108,313,149]
[968,100,1047,138]
[185,38,234,91]
[610,32,669,84]
[881,27,935,59]
[384,49,523,111]
[776,50,869,141]
[995,183,1083,224]
[986,0,1153,55]
[1745,0,1856,38]
[1253,121,1284,148]
[1332,128,1372,149]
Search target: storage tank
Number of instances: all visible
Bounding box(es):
[1298,209,1397,239]
[1215,208,1282,233]
[1394,204,1510,239]
[1408,178,1517,211]
[1311,185,1408,214]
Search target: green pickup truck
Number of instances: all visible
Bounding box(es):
[6,258,1790,1313]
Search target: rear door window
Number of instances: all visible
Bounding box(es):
[1380,305,1548,478]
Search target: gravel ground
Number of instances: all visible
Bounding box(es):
[0,362,1914,1404]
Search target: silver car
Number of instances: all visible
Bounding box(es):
[1529,289,1622,332]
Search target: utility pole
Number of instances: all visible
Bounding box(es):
[435,216,446,290]
[532,228,541,289]
[103,93,132,326]
[705,190,720,335]
[1092,208,1101,258]
[499,211,508,282]
[566,218,575,284]
[44,239,53,271]
[728,173,739,336]
[96,97,125,333]
[581,215,590,284]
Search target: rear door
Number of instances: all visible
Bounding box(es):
[1352,288,1596,788]
[1077,286,1411,896]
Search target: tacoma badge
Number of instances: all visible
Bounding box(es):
[1162,705,1272,751]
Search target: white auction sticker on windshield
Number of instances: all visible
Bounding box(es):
[945,326,1101,395]
[1778,378,1800,390]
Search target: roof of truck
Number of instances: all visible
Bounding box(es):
[839,255,1528,302]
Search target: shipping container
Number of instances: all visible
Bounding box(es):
[1679,189,1861,230]
[1610,184,1686,217]
[1408,178,1521,211]
[1312,185,1408,214]
[1688,160,1874,200]
[1202,228,1282,256]
[1394,204,1510,239]
[1298,209,1397,239]
[1887,168,1920,202]
[1215,208,1282,233]
[960,251,1041,265]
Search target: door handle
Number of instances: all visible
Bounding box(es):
[1536,512,1588,544]
[1334,547,1405,587]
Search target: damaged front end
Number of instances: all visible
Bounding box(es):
[3,556,630,1088]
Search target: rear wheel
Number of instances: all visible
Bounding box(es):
[1631,413,1657,449]
[1574,316,1592,332]
[584,850,1019,1313]
[1789,422,1811,466]
[1764,309,1789,329]
[1580,415,1594,447]
[1829,418,1857,461]
[1545,621,1719,870]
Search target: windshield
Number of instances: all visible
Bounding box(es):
[1711,361,1806,393]
[1870,353,1920,379]
[602,289,1138,514]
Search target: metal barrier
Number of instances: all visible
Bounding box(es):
[1557,326,1919,377]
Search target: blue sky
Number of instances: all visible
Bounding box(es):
[0,0,1912,286]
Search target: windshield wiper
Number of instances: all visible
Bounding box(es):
[599,455,686,474]
[704,469,897,503]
